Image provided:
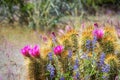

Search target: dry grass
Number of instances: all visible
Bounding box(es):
[0,26,44,80]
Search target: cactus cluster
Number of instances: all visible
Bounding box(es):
[20,23,120,80]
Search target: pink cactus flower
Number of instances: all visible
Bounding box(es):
[51,32,57,42]
[117,29,120,38]
[65,25,73,32]
[29,45,40,58]
[58,29,65,36]
[80,22,85,32]
[51,32,56,38]
[81,23,85,29]
[94,23,98,28]
[42,36,48,42]
[53,45,64,55]
[21,45,32,57]
[93,28,104,39]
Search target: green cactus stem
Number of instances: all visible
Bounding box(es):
[70,34,79,55]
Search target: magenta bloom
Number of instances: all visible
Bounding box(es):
[94,23,98,28]
[29,45,40,58]
[93,28,104,39]
[21,45,32,57]
[51,32,56,38]
[81,23,85,29]
[54,45,64,55]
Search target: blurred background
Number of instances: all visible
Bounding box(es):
[0,0,120,80]
[0,0,120,30]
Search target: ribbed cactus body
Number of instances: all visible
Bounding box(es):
[100,41,114,54]
[81,25,94,52]
[63,39,72,50]
[26,58,36,80]
[70,34,79,55]
[26,58,46,80]
[108,60,119,80]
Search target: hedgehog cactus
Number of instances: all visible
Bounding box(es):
[81,24,118,55]
[25,57,47,80]
[20,23,120,80]
[26,58,35,80]
[81,25,94,52]
[105,54,119,80]
[80,24,120,79]
[21,45,46,80]
[70,34,78,54]
[25,58,43,80]
[100,41,115,54]
[63,39,71,50]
